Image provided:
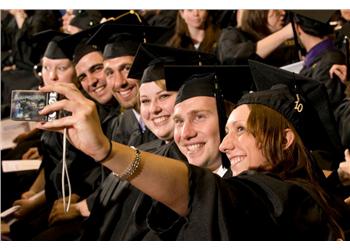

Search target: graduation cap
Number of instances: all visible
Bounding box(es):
[292,10,336,36]
[98,10,144,25]
[30,30,69,59]
[128,43,218,83]
[56,23,107,64]
[164,65,254,169]
[238,60,343,168]
[164,65,254,104]
[87,23,170,59]
[70,10,102,30]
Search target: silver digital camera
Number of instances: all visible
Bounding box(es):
[10,90,59,122]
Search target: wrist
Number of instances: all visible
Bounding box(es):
[95,139,113,163]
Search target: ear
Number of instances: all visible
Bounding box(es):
[295,24,302,36]
[283,128,295,150]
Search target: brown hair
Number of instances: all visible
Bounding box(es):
[240,10,272,41]
[246,104,344,239]
[167,10,220,54]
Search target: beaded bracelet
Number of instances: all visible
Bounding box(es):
[96,140,113,163]
[113,146,141,181]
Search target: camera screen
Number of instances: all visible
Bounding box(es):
[10,90,48,122]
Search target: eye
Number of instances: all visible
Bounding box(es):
[194,113,206,121]
[57,65,69,71]
[236,125,246,135]
[159,94,170,100]
[174,118,184,126]
[78,75,86,84]
[140,99,150,104]
[105,69,113,77]
[91,64,103,73]
[124,64,132,72]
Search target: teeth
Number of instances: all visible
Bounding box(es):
[186,143,203,153]
[94,85,105,93]
[153,116,168,125]
[231,156,245,166]
[119,89,132,98]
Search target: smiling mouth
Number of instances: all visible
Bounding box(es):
[152,116,169,126]
[185,143,205,154]
[118,86,134,99]
[94,85,105,94]
[230,156,245,166]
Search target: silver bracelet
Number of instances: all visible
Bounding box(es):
[113,146,141,181]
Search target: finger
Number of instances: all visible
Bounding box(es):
[39,82,84,101]
[37,115,76,131]
[345,149,350,162]
[38,98,72,116]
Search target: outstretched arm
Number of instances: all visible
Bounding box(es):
[37,82,189,216]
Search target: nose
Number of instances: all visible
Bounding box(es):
[112,71,128,90]
[86,73,98,88]
[150,99,162,114]
[49,69,58,81]
[181,120,197,140]
[219,133,233,154]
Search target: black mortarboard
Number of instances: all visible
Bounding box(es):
[165,65,254,169]
[164,65,254,104]
[87,23,170,59]
[128,43,218,84]
[56,24,105,64]
[239,60,343,167]
[292,10,336,36]
[31,30,69,59]
[70,10,102,30]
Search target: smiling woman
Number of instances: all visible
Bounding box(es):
[166,10,221,53]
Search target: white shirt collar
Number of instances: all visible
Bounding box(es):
[132,109,146,132]
[213,165,227,177]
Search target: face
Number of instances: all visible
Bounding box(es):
[180,10,208,29]
[267,10,286,33]
[62,9,75,34]
[75,51,113,105]
[341,10,350,21]
[41,57,76,86]
[104,56,139,109]
[140,82,177,141]
[174,96,221,171]
[219,105,267,176]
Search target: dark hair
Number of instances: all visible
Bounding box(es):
[167,10,220,54]
[240,10,272,41]
[294,15,334,37]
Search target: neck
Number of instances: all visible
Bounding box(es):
[187,26,205,44]
[301,34,327,52]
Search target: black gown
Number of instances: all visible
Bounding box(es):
[147,167,344,240]
[217,26,299,67]
[299,43,350,149]
[79,141,187,240]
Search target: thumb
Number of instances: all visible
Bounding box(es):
[345,149,350,162]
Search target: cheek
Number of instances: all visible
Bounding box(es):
[140,106,150,121]
[173,128,182,144]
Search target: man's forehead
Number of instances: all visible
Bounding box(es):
[103,55,134,66]
[174,96,216,114]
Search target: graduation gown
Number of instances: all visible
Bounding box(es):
[146,167,341,240]
[299,41,350,148]
[217,26,299,67]
[80,141,187,240]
